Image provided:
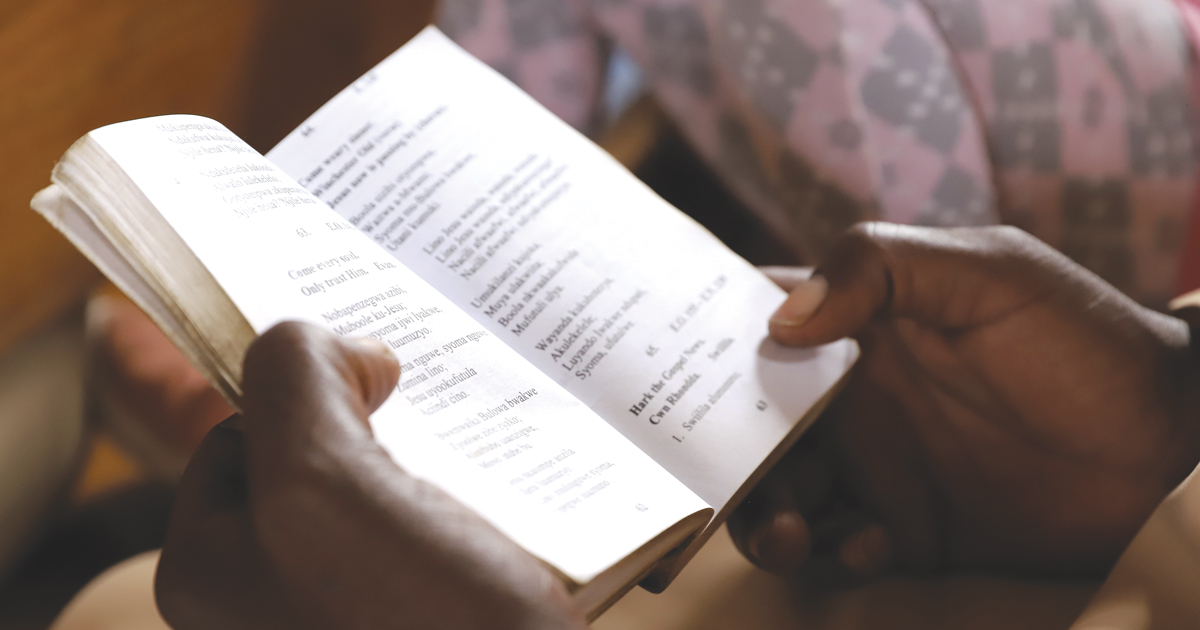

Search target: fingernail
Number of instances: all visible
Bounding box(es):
[747,521,769,563]
[749,511,810,573]
[349,336,395,359]
[769,275,828,328]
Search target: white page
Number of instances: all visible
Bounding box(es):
[268,29,859,515]
[82,115,710,585]
[32,186,188,359]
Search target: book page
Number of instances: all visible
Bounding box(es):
[267,29,859,518]
[82,115,710,586]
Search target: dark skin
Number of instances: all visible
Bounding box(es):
[154,323,588,630]
[729,223,1200,579]
[155,223,1200,626]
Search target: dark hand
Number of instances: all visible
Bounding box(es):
[730,224,1200,580]
[154,322,587,630]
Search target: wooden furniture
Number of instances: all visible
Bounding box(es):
[0,0,435,355]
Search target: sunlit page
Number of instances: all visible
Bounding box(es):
[268,29,859,516]
[85,116,710,585]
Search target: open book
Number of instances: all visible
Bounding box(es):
[33,27,858,619]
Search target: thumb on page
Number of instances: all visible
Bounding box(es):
[241,322,400,481]
[768,223,1052,347]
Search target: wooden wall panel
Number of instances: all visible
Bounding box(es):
[0,0,434,355]
[0,0,258,355]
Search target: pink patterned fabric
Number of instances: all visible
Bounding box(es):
[439,0,1200,305]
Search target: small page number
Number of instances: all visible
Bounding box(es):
[635,504,649,512]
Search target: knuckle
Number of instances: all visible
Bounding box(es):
[989,223,1028,240]
[248,321,313,364]
[839,222,882,249]
[837,222,907,257]
[986,224,1039,250]
[823,222,896,275]
[244,321,330,388]
[972,225,1054,271]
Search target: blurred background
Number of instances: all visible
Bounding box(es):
[2,0,437,359]
[0,2,1099,629]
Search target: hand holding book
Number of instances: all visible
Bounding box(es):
[156,321,590,630]
[730,224,1200,580]
[33,28,857,616]
[148,228,1200,630]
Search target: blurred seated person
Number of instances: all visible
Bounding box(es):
[438,0,1200,306]
[142,224,1200,629]
[86,289,234,478]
